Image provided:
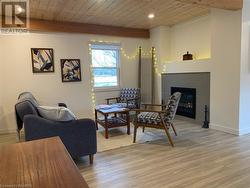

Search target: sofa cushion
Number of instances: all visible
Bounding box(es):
[37,106,77,122]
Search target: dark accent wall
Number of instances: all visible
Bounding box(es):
[162,72,210,124]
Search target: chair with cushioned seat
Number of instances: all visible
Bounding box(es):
[105,88,141,109]
[133,92,181,147]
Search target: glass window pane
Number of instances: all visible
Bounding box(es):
[93,68,118,87]
[92,49,118,68]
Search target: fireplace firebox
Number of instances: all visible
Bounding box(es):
[171,87,196,119]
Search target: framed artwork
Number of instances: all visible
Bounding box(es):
[31,48,54,73]
[60,59,82,82]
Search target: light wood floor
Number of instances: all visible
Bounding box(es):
[2,119,250,188]
[78,119,250,188]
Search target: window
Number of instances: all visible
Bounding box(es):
[91,44,120,89]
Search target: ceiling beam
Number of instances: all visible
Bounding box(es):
[176,0,243,10]
[29,19,150,38]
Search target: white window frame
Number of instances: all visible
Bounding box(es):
[90,43,121,92]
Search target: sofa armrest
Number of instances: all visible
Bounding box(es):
[23,115,97,158]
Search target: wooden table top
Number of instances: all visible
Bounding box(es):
[0,137,89,188]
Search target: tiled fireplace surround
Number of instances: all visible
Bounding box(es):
[162,72,210,125]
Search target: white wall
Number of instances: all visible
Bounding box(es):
[0,32,150,132]
[151,15,211,63]
[210,9,242,134]
[150,16,211,103]
[170,15,211,61]
[150,9,243,135]
[239,0,250,135]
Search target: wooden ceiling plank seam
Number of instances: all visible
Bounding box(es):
[92,0,118,16]
[85,0,107,15]
[69,0,98,21]
[106,0,135,17]
[115,0,154,22]
[111,0,163,27]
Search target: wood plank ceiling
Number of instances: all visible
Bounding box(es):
[176,0,242,11]
[29,0,242,29]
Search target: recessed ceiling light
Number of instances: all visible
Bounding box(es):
[148,13,155,19]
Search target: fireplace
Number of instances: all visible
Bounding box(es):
[171,87,196,119]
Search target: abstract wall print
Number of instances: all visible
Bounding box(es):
[31,48,54,73]
[60,59,82,82]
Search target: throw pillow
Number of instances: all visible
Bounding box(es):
[37,106,77,122]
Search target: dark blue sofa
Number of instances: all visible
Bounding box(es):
[15,92,97,163]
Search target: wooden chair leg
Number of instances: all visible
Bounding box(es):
[171,123,177,136]
[160,115,174,147]
[104,114,109,139]
[133,124,138,143]
[95,110,98,130]
[163,126,174,147]
[89,154,94,164]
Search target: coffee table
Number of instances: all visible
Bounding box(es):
[95,105,130,139]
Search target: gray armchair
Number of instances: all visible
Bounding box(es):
[15,92,97,163]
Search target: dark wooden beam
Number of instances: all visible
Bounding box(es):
[29,19,150,38]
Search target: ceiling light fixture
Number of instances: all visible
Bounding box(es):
[148,13,155,19]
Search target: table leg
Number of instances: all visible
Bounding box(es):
[127,111,130,135]
[105,114,109,139]
[95,109,98,130]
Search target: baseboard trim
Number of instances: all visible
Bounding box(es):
[210,123,239,135]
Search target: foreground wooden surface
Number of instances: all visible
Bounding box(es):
[79,119,250,188]
[0,137,89,188]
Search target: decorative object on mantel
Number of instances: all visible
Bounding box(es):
[60,59,82,82]
[31,48,54,73]
[183,51,193,61]
[202,105,209,128]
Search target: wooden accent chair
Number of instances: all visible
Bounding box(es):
[105,88,141,109]
[133,92,181,147]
